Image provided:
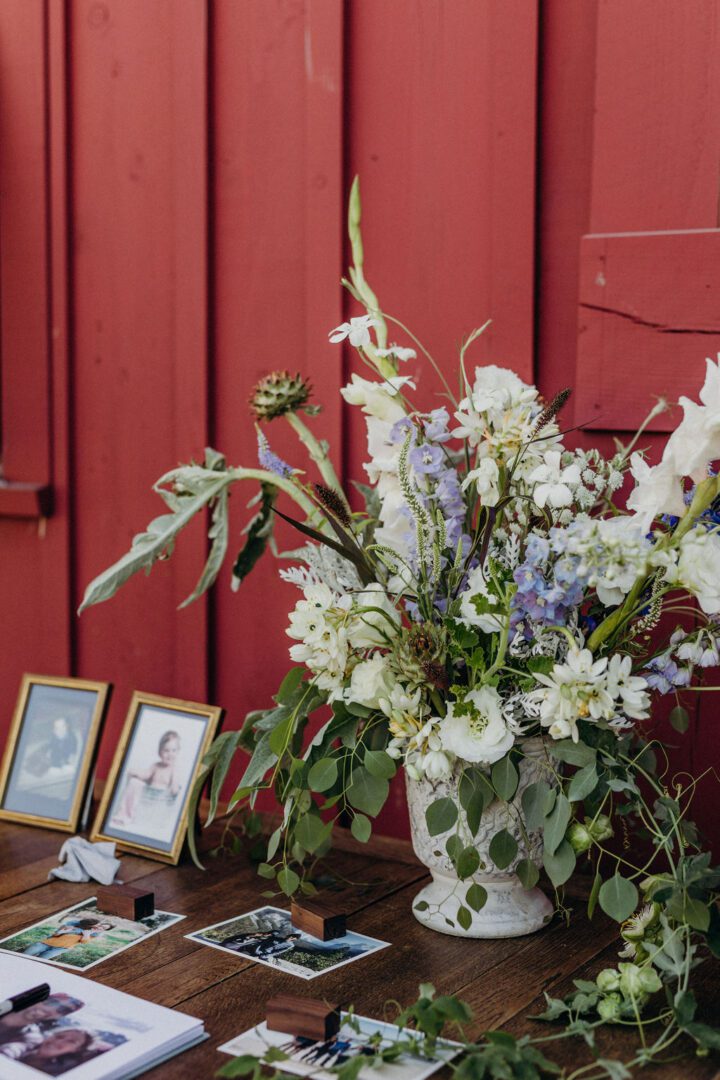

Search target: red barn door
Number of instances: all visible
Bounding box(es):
[538,0,720,845]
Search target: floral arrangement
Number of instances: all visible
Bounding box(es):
[82,181,720,1074]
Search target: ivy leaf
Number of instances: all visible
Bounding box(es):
[543,839,576,887]
[489,828,518,870]
[521,781,551,831]
[426,797,459,836]
[598,873,639,923]
[543,793,571,856]
[351,813,371,843]
[516,858,540,890]
[347,768,389,817]
[491,755,519,801]
[308,757,338,792]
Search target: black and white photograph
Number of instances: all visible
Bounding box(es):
[186,905,389,980]
[91,691,223,863]
[0,676,110,832]
[218,1015,460,1080]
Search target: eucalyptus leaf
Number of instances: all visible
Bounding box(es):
[276,866,301,896]
[543,794,571,856]
[543,839,576,887]
[347,768,389,817]
[308,757,339,793]
[567,764,599,803]
[598,873,639,923]
[550,740,596,768]
[295,813,333,854]
[521,781,551,831]
[457,905,472,931]
[351,813,371,843]
[587,870,602,920]
[489,828,518,870]
[669,705,690,734]
[364,749,397,780]
[425,797,459,837]
[456,846,481,880]
[465,883,488,912]
[491,755,519,801]
[516,858,540,890]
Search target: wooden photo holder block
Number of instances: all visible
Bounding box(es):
[266,995,343,1042]
[291,899,346,941]
[96,884,155,922]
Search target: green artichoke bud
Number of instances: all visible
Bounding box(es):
[390,623,448,692]
[250,370,313,421]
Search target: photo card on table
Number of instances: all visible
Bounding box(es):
[90,690,223,864]
[218,1015,460,1080]
[186,905,389,980]
[0,674,111,833]
[0,896,184,971]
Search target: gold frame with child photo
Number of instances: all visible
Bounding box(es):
[90,691,223,865]
[0,673,112,833]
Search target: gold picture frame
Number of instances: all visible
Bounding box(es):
[91,690,223,865]
[0,673,112,832]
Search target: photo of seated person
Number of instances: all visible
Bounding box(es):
[22,917,114,961]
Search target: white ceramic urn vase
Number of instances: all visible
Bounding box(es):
[405,737,554,938]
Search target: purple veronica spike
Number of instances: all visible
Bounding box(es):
[257,429,294,479]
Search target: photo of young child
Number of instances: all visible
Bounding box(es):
[0,898,184,971]
[110,729,182,829]
[99,702,211,853]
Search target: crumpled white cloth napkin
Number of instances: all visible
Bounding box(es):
[48,836,121,885]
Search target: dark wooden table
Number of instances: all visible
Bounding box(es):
[0,820,718,1079]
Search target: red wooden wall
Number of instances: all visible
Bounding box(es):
[0,0,718,844]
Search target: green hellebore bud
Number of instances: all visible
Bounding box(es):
[596,968,620,993]
[597,993,622,1022]
[567,821,593,854]
[588,814,614,843]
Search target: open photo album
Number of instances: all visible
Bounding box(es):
[0,955,205,1079]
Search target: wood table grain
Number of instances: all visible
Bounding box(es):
[0,820,717,1079]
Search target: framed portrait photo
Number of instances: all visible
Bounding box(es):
[91,691,223,864]
[0,674,111,832]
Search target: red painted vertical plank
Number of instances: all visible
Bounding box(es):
[0,1,72,747]
[71,0,209,778]
[346,0,538,836]
[0,0,51,482]
[211,0,345,771]
[590,0,720,232]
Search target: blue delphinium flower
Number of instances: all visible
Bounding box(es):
[423,408,452,443]
[256,428,294,479]
[409,443,445,475]
[510,534,584,636]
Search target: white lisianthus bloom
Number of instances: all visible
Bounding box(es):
[470,365,537,413]
[376,344,417,362]
[530,649,614,742]
[345,654,394,710]
[626,452,685,529]
[328,314,379,347]
[439,686,514,764]
[676,530,720,614]
[348,583,401,648]
[528,450,582,509]
[462,458,501,506]
[340,374,414,422]
[422,749,454,781]
[458,565,506,633]
[605,655,650,721]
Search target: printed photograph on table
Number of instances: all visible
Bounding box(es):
[90,691,223,863]
[186,905,389,980]
[0,954,205,1077]
[0,897,184,971]
[0,675,111,833]
[219,1015,460,1080]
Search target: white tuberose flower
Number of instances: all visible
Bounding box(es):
[329,314,379,347]
[439,686,514,765]
[529,451,582,509]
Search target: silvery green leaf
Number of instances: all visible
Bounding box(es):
[179,486,229,608]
